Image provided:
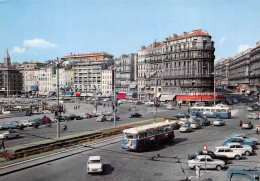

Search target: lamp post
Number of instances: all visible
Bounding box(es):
[151,70,158,123]
[113,67,117,127]
[56,57,60,138]
[213,71,216,105]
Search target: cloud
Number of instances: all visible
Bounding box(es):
[12,46,27,53]
[11,38,56,53]
[219,37,226,45]
[237,44,252,53]
[24,39,56,48]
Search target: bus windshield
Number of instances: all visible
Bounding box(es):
[124,133,134,139]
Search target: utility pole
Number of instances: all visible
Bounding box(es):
[154,71,157,123]
[57,57,60,138]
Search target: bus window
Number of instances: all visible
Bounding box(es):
[147,130,154,137]
[206,109,210,112]
[159,127,163,133]
[125,133,134,139]
[200,109,205,111]
[211,109,215,112]
[216,109,220,112]
[138,133,145,139]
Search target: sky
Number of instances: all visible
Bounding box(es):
[0,0,259,63]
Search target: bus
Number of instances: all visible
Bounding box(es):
[191,105,231,118]
[122,121,175,151]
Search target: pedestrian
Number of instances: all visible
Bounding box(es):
[0,138,6,150]
[78,105,80,109]
[239,120,243,127]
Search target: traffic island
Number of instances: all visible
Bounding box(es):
[0,118,164,167]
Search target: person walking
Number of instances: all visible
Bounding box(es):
[239,120,243,127]
[0,138,6,150]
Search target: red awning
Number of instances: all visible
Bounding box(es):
[76,93,81,97]
[117,93,126,99]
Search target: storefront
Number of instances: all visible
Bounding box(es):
[126,92,137,99]
[117,93,126,99]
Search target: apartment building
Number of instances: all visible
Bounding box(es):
[101,66,114,96]
[61,52,114,63]
[249,41,260,93]
[115,54,137,98]
[214,58,230,85]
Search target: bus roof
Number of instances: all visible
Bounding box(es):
[123,121,176,134]
[191,105,230,109]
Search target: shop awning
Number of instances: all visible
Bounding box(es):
[160,95,176,101]
[81,93,87,97]
[31,86,38,91]
[117,93,126,99]
[61,92,73,96]
[48,92,56,95]
[76,93,81,97]
[129,84,137,89]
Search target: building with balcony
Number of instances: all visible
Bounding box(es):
[214,58,230,85]
[249,41,260,93]
[115,54,137,98]
[101,66,114,97]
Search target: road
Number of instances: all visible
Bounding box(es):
[1,93,260,181]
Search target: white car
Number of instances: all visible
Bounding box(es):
[188,155,225,171]
[246,113,259,119]
[242,121,254,129]
[214,146,242,160]
[179,124,193,133]
[19,120,35,127]
[166,105,175,110]
[42,110,52,114]
[87,156,103,174]
[0,130,20,139]
[178,118,189,125]
[78,113,89,119]
[190,122,201,129]
[213,118,225,126]
[226,143,252,156]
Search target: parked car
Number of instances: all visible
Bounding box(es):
[0,122,18,130]
[129,112,142,118]
[106,116,120,122]
[246,113,259,119]
[32,118,45,125]
[101,111,112,116]
[166,105,175,110]
[188,150,229,164]
[87,156,103,174]
[19,120,36,127]
[9,121,20,129]
[85,113,94,118]
[199,117,210,126]
[242,121,254,129]
[213,118,225,126]
[96,115,107,122]
[247,106,254,111]
[68,114,83,120]
[247,105,259,111]
[232,98,239,104]
[0,130,20,139]
[214,146,242,160]
[188,155,226,171]
[178,118,189,126]
[223,138,255,148]
[190,121,201,129]
[77,113,89,119]
[174,113,190,118]
[179,124,193,133]
[226,143,252,156]
[233,134,258,145]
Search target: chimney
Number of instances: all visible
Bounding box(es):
[173,34,178,38]
[183,32,188,37]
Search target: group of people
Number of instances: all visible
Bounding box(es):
[73,105,80,110]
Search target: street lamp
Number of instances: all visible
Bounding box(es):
[113,67,117,127]
[150,70,158,123]
[56,57,60,139]
[213,71,216,105]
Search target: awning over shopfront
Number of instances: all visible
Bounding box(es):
[160,95,176,101]
[87,93,94,97]
[129,84,137,89]
[126,92,137,98]
[81,93,87,97]
[117,93,126,99]
[48,91,56,95]
[61,92,73,96]
[76,93,81,97]
[31,86,38,91]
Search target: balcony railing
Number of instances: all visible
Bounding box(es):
[163,74,213,79]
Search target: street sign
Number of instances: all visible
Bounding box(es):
[203,145,207,151]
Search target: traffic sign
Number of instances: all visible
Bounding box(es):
[203,145,207,151]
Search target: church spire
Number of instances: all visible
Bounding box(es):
[4,48,11,67]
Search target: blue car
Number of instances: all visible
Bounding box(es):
[223,138,255,148]
[0,122,18,130]
[174,113,190,118]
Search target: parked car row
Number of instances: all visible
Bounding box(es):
[188,135,258,171]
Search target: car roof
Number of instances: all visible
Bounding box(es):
[89,156,101,160]
[216,146,230,149]
[226,142,242,146]
[196,155,212,159]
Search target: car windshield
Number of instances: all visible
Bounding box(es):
[88,160,101,164]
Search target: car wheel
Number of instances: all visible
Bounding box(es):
[216,165,222,171]
[235,155,241,160]
[245,151,250,156]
